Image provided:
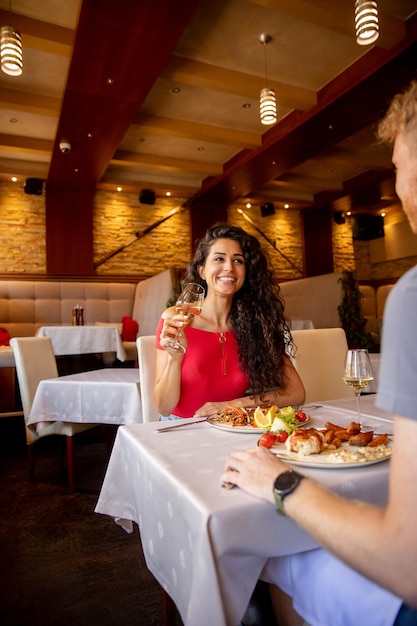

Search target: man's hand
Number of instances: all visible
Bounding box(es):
[221,447,291,504]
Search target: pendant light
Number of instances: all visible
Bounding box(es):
[1,1,23,77]
[355,0,379,46]
[259,33,277,126]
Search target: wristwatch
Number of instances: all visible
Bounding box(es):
[273,470,304,516]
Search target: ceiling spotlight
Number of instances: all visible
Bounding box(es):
[355,0,379,46]
[259,34,277,126]
[284,203,289,209]
[116,186,122,192]
[245,202,252,209]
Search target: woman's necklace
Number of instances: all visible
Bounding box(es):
[219,332,227,375]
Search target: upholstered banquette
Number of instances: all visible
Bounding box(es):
[0,268,174,367]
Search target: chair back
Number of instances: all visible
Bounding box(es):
[10,337,58,443]
[137,335,159,422]
[290,328,355,404]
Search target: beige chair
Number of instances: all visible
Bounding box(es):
[10,337,97,491]
[137,335,159,423]
[290,328,355,404]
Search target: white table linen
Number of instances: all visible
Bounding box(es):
[290,319,314,330]
[95,403,393,626]
[36,325,126,361]
[320,394,393,428]
[27,368,141,435]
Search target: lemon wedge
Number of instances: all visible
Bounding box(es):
[253,406,273,429]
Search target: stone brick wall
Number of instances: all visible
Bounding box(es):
[0,181,415,283]
[0,182,46,273]
[93,190,190,275]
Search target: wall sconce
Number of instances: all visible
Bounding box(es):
[355,0,379,46]
[259,34,277,126]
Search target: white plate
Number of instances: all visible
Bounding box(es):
[206,416,267,434]
[271,442,392,468]
[207,409,310,434]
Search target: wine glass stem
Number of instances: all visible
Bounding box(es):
[356,392,361,424]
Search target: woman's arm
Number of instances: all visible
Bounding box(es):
[154,308,187,416]
[194,356,305,417]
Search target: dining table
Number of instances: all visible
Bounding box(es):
[95,395,393,626]
[27,368,142,436]
[36,324,127,362]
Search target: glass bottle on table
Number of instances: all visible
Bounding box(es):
[160,282,205,355]
[342,348,374,426]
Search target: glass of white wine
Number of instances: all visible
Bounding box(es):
[160,282,205,355]
[342,349,374,425]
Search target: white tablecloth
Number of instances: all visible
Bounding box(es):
[28,368,141,434]
[290,319,314,330]
[95,402,393,626]
[36,325,126,361]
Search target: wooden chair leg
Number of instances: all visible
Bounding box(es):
[163,590,177,626]
[66,436,75,492]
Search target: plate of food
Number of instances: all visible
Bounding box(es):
[267,421,392,467]
[207,405,310,434]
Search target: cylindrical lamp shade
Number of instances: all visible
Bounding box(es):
[355,0,379,46]
[1,26,23,76]
[260,87,277,125]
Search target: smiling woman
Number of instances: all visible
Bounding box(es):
[154,222,306,420]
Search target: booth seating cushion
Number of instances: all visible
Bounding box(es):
[279,272,343,329]
[0,268,174,367]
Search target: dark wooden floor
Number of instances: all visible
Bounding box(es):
[0,417,184,626]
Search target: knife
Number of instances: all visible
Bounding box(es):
[156,417,209,432]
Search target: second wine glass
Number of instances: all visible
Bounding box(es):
[342,349,374,426]
[161,282,205,355]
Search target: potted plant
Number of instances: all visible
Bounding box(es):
[338,269,373,350]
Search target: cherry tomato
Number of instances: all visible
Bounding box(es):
[274,431,289,443]
[295,410,308,423]
[258,432,277,448]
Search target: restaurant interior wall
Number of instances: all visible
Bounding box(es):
[0,181,416,284]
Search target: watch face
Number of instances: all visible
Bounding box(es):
[274,470,301,494]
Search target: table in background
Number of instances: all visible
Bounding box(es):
[95,401,393,626]
[36,325,126,362]
[27,368,141,435]
[290,319,314,330]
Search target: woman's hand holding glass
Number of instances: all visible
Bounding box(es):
[160,283,205,355]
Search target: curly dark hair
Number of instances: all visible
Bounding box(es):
[184,223,293,397]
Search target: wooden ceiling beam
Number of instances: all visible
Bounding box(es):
[0,9,75,56]
[112,151,222,176]
[0,133,52,155]
[191,31,417,208]
[132,114,261,149]
[248,0,406,49]
[46,0,200,190]
[0,87,60,116]
[161,56,316,110]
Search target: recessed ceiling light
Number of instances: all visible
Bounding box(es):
[106,78,115,85]
[9,118,17,123]
[11,176,17,182]
[245,202,251,208]
[171,87,181,94]
[242,103,251,108]
[166,191,171,197]
[197,146,204,151]
[284,203,289,209]
[117,186,122,192]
